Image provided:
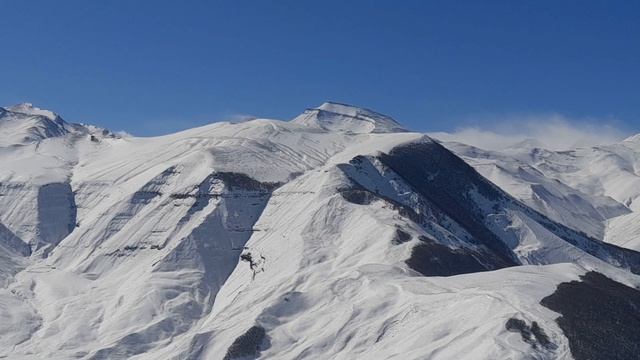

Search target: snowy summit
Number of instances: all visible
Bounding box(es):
[0,103,116,147]
[6,102,59,119]
[292,101,408,134]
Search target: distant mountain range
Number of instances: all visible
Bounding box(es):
[1,102,639,359]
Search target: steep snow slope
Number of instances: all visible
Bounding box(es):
[0,105,118,253]
[440,136,640,251]
[442,142,630,240]
[167,137,640,360]
[1,102,640,360]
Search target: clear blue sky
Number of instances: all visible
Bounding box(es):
[1,1,639,135]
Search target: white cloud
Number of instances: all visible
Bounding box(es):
[428,113,630,151]
[225,113,257,123]
[114,130,133,138]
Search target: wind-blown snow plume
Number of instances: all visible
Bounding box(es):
[429,113,629,150]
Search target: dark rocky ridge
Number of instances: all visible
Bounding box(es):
[337,155,517,276]
[379,140,640,275]
[406,236,488,276]
[540,271,640,360]
[377,141,519,268]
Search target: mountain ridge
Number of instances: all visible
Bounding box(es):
[0,103,117,147]
[1,102,639,360]
[292,101,408,134]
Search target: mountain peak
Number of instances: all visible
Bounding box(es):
[5,102,58,120]
[0,103,116,146]
[623,133,640,143]
[292,102,407,134]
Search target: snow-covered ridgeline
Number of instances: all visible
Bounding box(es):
[0,102,639,359]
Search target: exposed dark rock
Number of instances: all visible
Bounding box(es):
[377,141,518,268]
[240,252,253,264]
[530,321,552,348]
[339,188,377,205]
[168,193,194,200]
[213,172,280,192]
[505,318,533,344]
[505,318,554,350]
[223,326,269,360]
[405,237,488,276]
[240,251,265,279]
[391,228,412,245]
[130,191,162,204]
[540,271,640,360]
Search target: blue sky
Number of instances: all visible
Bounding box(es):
[1,1,639,136]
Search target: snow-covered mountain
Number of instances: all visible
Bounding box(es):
[0,103,116,147]
[291,102,407,134]
[1,102,639,360]
[442,136,640,250]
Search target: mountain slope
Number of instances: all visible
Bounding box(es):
[1,103,639,360]
[440,137,640,251]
